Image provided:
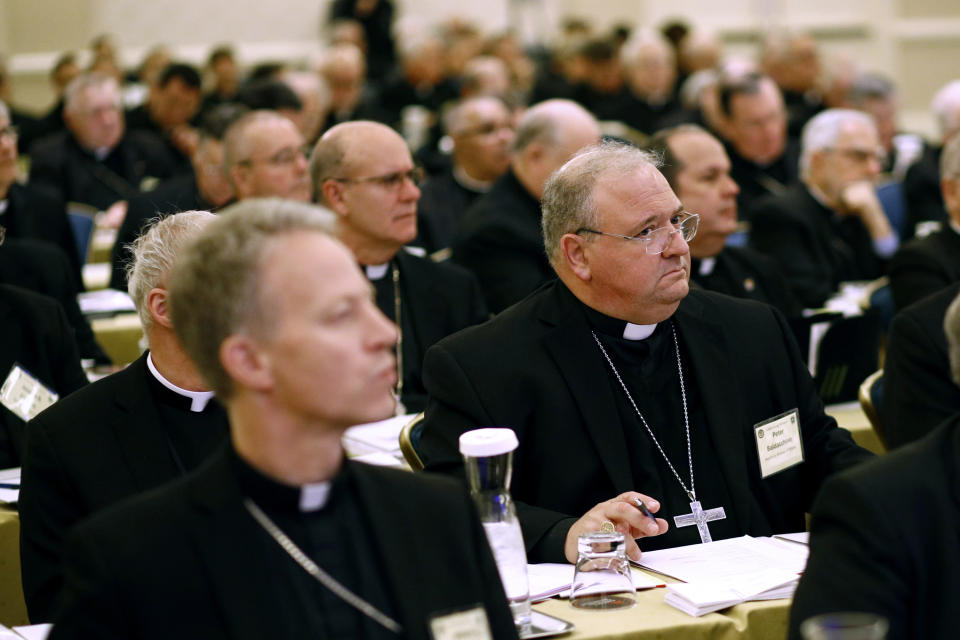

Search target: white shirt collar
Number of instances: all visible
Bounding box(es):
[453,165,494,193]
[299,482,332,511]
[698,257,716,276]
[622,323,657,340]
[0,200,8,215]
[146,353,215,412]
[950,220,960,236]
[364,263,390,280]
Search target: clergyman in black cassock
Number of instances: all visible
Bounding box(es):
[419,141,870,564]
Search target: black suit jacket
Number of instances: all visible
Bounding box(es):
[20,353,225,622]
[419,283,871,562]
[0,239,108,363]
[383,251,488,413]
[902,144,945,236]
[1,182,83,291]
[750,183,883,308]
[50,448,518,640]
[109,173,211,291]
[414,170,484,253]
[452,169,554,313]
[0,285,87,468]
[28,130,174,211]
[727,140,799,218]
[881,282,960,450]
[789,415,960,640]
[888,225,960,311]
[691,246,802,318]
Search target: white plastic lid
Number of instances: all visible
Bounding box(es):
[459,428,519,457]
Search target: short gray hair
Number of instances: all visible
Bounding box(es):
[64,72,120,113]
[168,198,337,399]
[941,135,960,181]
[512,99,597,154]
[542,140,660,267]
[848,73,896,106]
[126,210,216,333]
[933,80,960,139]
[946,290,960,387]
[800,108,876,180]
[222,110,287,175]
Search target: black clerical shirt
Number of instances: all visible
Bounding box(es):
[146,371,229,475]
[231,451,399,639]
[583,305,741,550]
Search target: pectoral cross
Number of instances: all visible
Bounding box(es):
[673,500,726,543]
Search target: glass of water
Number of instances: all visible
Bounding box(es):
[570,531,635,610]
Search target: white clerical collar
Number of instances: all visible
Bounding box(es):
[950,220,960,236]
[146,353,214,412]
[364,263,389,280]
[698,257,716,276]
[453,165,494,193]
[93,147,111,161]
[299,482,332,511]
[0,199,7,215]
[622,322,658,340]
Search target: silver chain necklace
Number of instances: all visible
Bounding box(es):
[591,323,696,501]
[244,498,403,634]
[391,263,406,416]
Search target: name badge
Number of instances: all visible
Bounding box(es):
[0,365,59,422]
[754,409,804,478]
[428,605,493,640]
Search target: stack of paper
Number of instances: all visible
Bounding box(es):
[341,414,413,466]
[526,563,664,602]
[0,624,52,640]
[635,535,809,616]
[0,468,20,504]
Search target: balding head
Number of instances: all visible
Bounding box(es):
[511,99,601,200]
[311,121,421,263]
[320,44,367,113]
[223,110,311,202]
[444,97,514,182]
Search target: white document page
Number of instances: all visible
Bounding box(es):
[0,467,20,503]
[342,414,413,457]
[634,535,809,583]
[13,625,52,640]
[527,563,664,601]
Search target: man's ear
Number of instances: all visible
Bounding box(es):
[229,165,250,200]
[560,233,592,281]
[220,334,273,393]
[321,179,350,217]
[146,287,173,329]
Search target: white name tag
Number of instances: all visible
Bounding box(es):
[428,605,493,640]
[754,410,804,478]
[0,365,58,422]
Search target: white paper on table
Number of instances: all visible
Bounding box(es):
[664,567,799,616]
[77,289,136,315]
[342,414,413,457]
[527,563,663,601]
[0,623,20,639]
[634,535,809,583]
[350,451,406,468]
[13,624,52,640]
[0,467,20,503]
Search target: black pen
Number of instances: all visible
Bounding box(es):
[633,498,658,526]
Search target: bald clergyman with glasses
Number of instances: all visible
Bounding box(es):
[417,139,873,564]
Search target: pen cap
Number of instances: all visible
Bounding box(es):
[459,428,519,457]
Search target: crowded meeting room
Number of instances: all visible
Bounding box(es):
[0,0,957,638]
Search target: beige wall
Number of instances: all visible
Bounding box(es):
[3,0,958,138]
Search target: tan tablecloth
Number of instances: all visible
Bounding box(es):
[91,313,144,366]
[533,577,788,640]
[826,402,885,455]
[0,508,28,627]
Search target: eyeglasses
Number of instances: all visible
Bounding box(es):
[331,167,425,189]
[238,145,310,168]
[825,146,886,165]
[577,212,699,255]
[456,122,514,138]
[0,125,18,140]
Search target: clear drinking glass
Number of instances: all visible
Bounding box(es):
[569,531,635,610]
[799,612,889,640]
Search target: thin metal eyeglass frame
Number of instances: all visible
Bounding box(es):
[576,212,700,255]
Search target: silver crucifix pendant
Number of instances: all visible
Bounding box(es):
[673,500,726,543]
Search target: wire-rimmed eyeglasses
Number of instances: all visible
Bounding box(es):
[576,212,699,255]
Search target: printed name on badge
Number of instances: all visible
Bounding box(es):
[754,409,804,478]
[0,365,59,422]
[428,605,493,640]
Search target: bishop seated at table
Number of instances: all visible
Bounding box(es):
[50,199,518,639]
[418,140,873,564]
